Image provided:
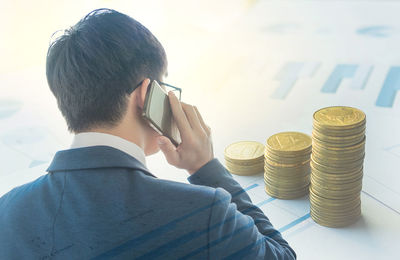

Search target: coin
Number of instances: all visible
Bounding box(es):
[225,157,264,166]
[310,106,366,228]
[224,141,265,176]
[265,152,311,165]
[225,162,264,176]
[311,155,364,173]
[312,131,365,146]
[264,132,312,199]
[225,141,264,162]
[312,136,366,152]
[265,157,310,168]
[310,208,361,228]
[313,106,366,129]
[266,132,312,154]
[312,124,366,137]
[265,186,309,200]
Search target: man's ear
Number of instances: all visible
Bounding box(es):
[135,78,151,109]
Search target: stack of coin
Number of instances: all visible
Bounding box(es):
[310,106,366,227]
[264,132,312,199]
[224,141,264,175]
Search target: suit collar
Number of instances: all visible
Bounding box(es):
[46,146,156,178]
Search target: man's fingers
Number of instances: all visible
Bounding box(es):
[194,106,211,136]
[157,136,180,165]
[168,92,191,139]
[181,102,204,134]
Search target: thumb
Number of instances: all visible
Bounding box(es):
[157,136,179,165]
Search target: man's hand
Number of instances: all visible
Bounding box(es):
[157,91,214,175]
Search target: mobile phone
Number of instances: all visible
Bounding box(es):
[142,80,181,146]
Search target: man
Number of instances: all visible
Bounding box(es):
[0,8,296,259]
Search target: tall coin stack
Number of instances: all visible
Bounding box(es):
[224,141,265,176]
[264,132,312,199]
[310,106,366,227]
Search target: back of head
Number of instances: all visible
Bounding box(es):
[46,8,167,133]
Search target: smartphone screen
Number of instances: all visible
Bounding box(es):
[142,81,181,146]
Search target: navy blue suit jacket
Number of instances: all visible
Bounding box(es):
[0,146,296,259]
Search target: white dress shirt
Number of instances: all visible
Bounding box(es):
[70,132,147,167]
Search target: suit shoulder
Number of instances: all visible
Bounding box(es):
[0,174,48,208]
[140,174,227,206]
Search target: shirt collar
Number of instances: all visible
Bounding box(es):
[70,132,147,167]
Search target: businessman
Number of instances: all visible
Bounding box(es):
[0,8,296,259]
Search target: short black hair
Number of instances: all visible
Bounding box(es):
[46,8,167,133]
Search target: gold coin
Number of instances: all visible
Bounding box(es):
[265,162,311,174]
[224,141,264,162]
[265,180,310,190]
[311,168,363,184]
[311,211,361,224]
[265,167,310,177]
[310,201,361,215]
[265,170,310,181]
[313,124,366,137]
[227,167,263,176]
[264,177,310,188]
[265,186,309,199]
[266,147,312,158]
[225,156,263,166]
[312,131,365,146]
[310,196,360,210]
[310,184,362,199]
[310,189,360,204]
[311,206,361,222]
[311,145,365,158]
[309,187,359,203]
[311,211,361,228]
[225,160,263,168]
[266,132,312,154]
[265,152,311,165]
[310,199,360,213]
[311,174,363,189]
[310,159,363,174]
[312,134,365,148]
[312,136,366,152]
[226,162,264,174]
[311,207,361,222]
[265,157,310,168]
[311,155,364,172]
[311,150,365,164]
[313,106,366,128]
[227,165,264,173]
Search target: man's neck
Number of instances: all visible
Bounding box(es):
[84,123,145,153]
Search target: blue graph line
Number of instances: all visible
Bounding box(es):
[29,160,48,168]
[356,26,392,38]
[384,144,400,158]
[0,99,22,119]
[278,213,311,233]
[383,144,400,151]
[362,191,400,216]
[271,62,304,99]
[244,183,259,192]
[376,66,400,107]
[350,65,373,90]
[256,197,276,207]
[321,64,358,93]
